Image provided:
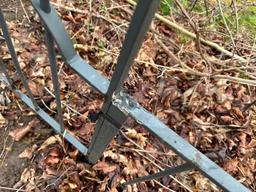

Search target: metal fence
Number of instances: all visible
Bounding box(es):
[0,0,251,191]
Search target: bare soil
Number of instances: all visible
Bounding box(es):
[0,123,29,188]
[0,1,39,190]
[0,0,30,22]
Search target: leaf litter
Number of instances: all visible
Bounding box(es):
[0,0,255,191]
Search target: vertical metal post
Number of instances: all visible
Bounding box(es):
[0,10,39,110]
[39,0,64,132]
[105,0,161,99]
[40,0,51,13]
[86,0,161,163]
[44,30,65,132]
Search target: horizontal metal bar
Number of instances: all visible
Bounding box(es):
[68,55,109,95]
[121,163,193,188]
[14,89,88,155]
[27,2,250,191]
[112,92,250,192]
[31,1,110,95]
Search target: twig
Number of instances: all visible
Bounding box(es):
[216,0,236,52]
[44,87,88,120]
[125,0,247,63]
[232,0,239,34]
[19,0,31,23]
[0,186,25,191]
[174,0,211,67]
[50,2,87,14]
[0,132,8,159]
[40,98,56,114]
[91,42,256,86]
[120,130,193,192]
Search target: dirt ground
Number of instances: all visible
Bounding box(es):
[0,0,39,190]
[0,0,30,21]
[0,121,29,188]
[0,108,52,189]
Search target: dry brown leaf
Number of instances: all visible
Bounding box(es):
[93,161,117,174]
[103,150,128,165]
[220,115,233,123]
[21,168,35,183]
[9,119,39,141]
[38,135,62,151]
[44,155,60,165]
[27,80,43,96]
[44,147,62,165]
[126,129,147,148]
[41,167,61,180]
[223,100,232,110]
[0,113,7,126]
[232,107,244,119]
[19,144,37,159]
[123,160,138,175]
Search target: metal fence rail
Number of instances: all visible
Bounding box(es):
[0,0,251,191]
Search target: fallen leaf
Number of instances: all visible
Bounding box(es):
[232,107,244,119]
[9,119,40,141]
[103,150,128,165]
[45,155,60,165]
[21,168,35,183]
[123,160,138,175]
[0,113,6,126]
[125,129,147,148]
[19,144,37,159]
[44,147,62,165]
[38,135,62,151]
[220,115,233,123]
[93,161,117,174]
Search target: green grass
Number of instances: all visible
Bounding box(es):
[239,6,256,36]
[159,0,256,41]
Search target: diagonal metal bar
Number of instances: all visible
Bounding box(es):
[86,0,160,164]
[112,91,250,192]
[121,163,193,188]
[0,10,39,110]
[9,1,251,191]
[44,29,65,132]
[31,0,76,63]
[31,0,109,95]
[14,89,87,155]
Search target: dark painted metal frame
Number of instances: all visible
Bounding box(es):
[0,1,250,191]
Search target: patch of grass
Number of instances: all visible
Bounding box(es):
[178,33,190,44]
[239,6,256,36]
[160,0,174,15]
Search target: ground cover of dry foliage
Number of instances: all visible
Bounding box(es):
[0,0,255,191]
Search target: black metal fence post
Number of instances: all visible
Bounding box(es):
[0,1,251,191]
[40,0,65,132]
[40,0,51,13]
[86,0,161,164]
